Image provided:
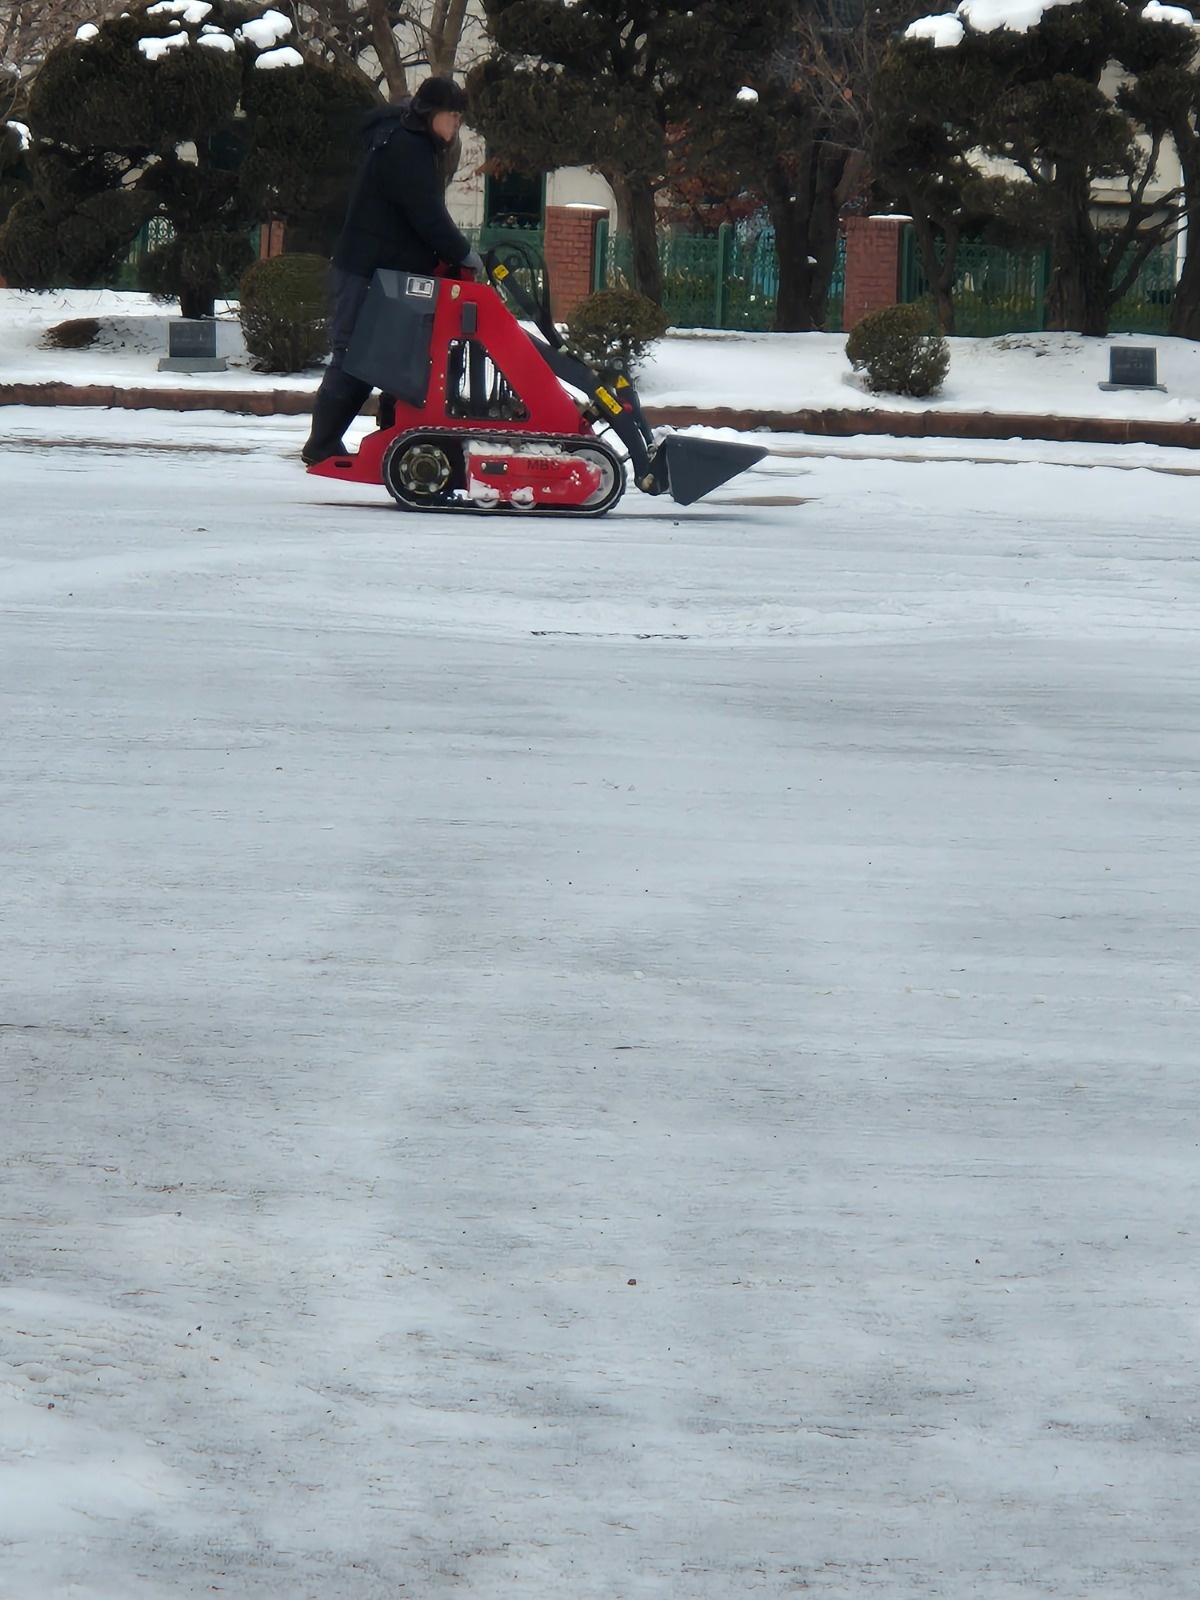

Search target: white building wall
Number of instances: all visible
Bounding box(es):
[446,138,617,231]
[546,167,616,214]
[447,127,487,230]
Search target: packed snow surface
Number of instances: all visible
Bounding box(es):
[906,13,966,43]
[957,0,1077,29]
[137,29,189,58]
[906,0,1196,39]
[1142,0,1198,21]
[235,8,292,47]
[1,293,1199,1597]
[252,43,303,68]
[146,0,213,21]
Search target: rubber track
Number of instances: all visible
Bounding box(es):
[381,429,627,516]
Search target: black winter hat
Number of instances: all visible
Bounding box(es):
[411,77,468,116]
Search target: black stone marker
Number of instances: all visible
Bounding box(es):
[168,319,217,359]
[1100,346,1164,391]
[158,318,227,372]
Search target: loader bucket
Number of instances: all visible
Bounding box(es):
[657,435,768,506]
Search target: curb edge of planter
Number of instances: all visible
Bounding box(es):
[2,383,1198,450]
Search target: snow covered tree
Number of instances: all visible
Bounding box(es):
[871,33,1004,332]
[0,0,373,315]
[467,0,785,305]
[1119,26,1200,339]
[882,0,1195,336]
[673,0,907,332]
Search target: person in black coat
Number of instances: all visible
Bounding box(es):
[302,77,483,465]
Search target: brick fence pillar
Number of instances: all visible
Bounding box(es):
[543,205,609,323]
[259,220,286,260]
[842,215,909,331]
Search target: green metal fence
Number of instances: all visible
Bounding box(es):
[900,226,1177,335]
[109,216,264,293]
[900,231,1047,335]
[106,219,545,323]
[112,215,178,289]
[469,220,544,259]
[106,210,1175,338]
[594,221,845,332]
[109,218,539,295]
[1111,242,1175,334]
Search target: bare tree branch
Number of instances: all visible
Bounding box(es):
[366,0,409,96]
[292,0,481,106]
[2,0,126,117]
[428,0,467,75]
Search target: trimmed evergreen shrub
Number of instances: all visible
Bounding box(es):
[44,317,101,349]
[0,122,30,234]
[845,302,950,398]
[564,288,668,379]
[238,253,330,373]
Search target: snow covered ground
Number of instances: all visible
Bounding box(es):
[4,285,1200,425]
[2,295,1200,1598]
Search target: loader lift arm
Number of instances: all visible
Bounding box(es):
[484,241,765,506]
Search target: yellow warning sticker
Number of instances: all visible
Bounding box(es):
[596,387,623,415]
[493,263,509,280]
[615,374,630,389]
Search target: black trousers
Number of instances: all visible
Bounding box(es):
[303,269,387,459]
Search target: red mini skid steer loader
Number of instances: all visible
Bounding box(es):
[306,244,766,516]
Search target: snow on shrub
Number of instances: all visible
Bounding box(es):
[845,303,950,398]
[905,0,1199,45]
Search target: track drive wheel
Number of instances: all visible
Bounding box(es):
[573,441,626,515]
[382,432,463,510]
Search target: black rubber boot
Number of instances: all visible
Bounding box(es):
[302,365,372,465]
